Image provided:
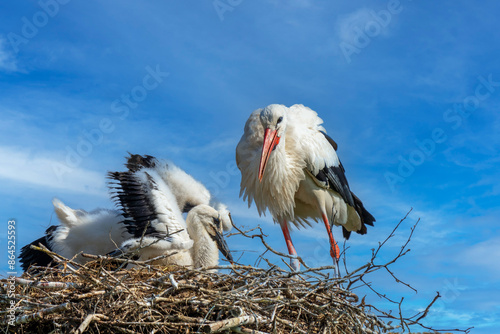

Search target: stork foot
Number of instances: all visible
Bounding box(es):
[329,242,340,260]
[321,214,340,260]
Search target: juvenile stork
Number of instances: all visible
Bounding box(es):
[19,199,128,271]
[126,154,233,231]
[108,163,233,269]
[20,155,233,272]
[236,104,375,271]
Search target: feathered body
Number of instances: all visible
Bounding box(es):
[19,199,129,271]
[236,104,374,269]
[109,154,233,269]
[237,107,306,224]
[20,154,233,272]
[126,154,232,231]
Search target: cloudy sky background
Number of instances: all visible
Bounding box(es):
[1,1,499,332]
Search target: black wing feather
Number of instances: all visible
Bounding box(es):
[315,132,355,206]
[108,171,159,238]
[19,225,57,272]
[126,153,159,172]
[352,192,376,230]
[318,132,375,239]
[317,165,355,207]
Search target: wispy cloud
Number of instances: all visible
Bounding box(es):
[0,146,107,196]
[460,236,500,279]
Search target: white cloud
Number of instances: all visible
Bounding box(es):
[0,37,18,72]
[460,236,500,279]
[0,146,107,197]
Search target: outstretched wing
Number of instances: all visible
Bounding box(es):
[108,168,188,238]
[126,153,212,214]
[125,153,158,172]
[108,171,159,237]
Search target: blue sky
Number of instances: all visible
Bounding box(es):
[1,0,499,332]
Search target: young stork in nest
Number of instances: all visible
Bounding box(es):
[236,104,375,271]
[108,157,233,269]
[126,153,233,229]
[19,199,128,271]
[20,155,233,272]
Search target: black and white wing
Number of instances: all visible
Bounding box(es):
[108,168,192,252]
[19,225,58,272]
[289,105,375,239]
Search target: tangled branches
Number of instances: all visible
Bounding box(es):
[1,211,471,333]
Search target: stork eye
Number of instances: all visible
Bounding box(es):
[213,217,221,229]
[277,116,283,124]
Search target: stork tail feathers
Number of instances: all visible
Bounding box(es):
[351,192,375,237]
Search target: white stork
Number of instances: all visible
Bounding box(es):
[20,155,233,272]
[19,199,130,271]
[126,154,233,231]
[236,104,375,271]
[108,162,233,269]
[111,204,232,270]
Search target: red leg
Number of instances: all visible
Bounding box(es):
[321,214,340,259]
[280,221,300,271]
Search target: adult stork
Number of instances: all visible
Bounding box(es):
[236,104,375,271]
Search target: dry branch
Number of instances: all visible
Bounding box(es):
[1,210,472,333]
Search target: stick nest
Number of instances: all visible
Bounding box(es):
[2,259,396,334]
[2,211,468,333]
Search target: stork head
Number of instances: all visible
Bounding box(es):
[258,104,287,181]
[187,204,233,263]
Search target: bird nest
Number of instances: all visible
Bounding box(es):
[1,213,468,334]
[3,261,390,334]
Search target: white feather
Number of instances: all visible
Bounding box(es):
[50,199,129,263]
[236,104,360,230]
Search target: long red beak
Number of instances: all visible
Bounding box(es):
[258,128,280,182]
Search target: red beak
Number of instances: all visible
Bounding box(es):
[258,128,280,182]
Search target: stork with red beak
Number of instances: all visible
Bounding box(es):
[236,104,375,271]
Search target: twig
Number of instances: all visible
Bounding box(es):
[72,313,109,334]
[202,314,268,333]
[14,302,71,324]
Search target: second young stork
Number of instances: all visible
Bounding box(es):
[236,104,375,271]
[126,153,233,230]
[108,161,233,269]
